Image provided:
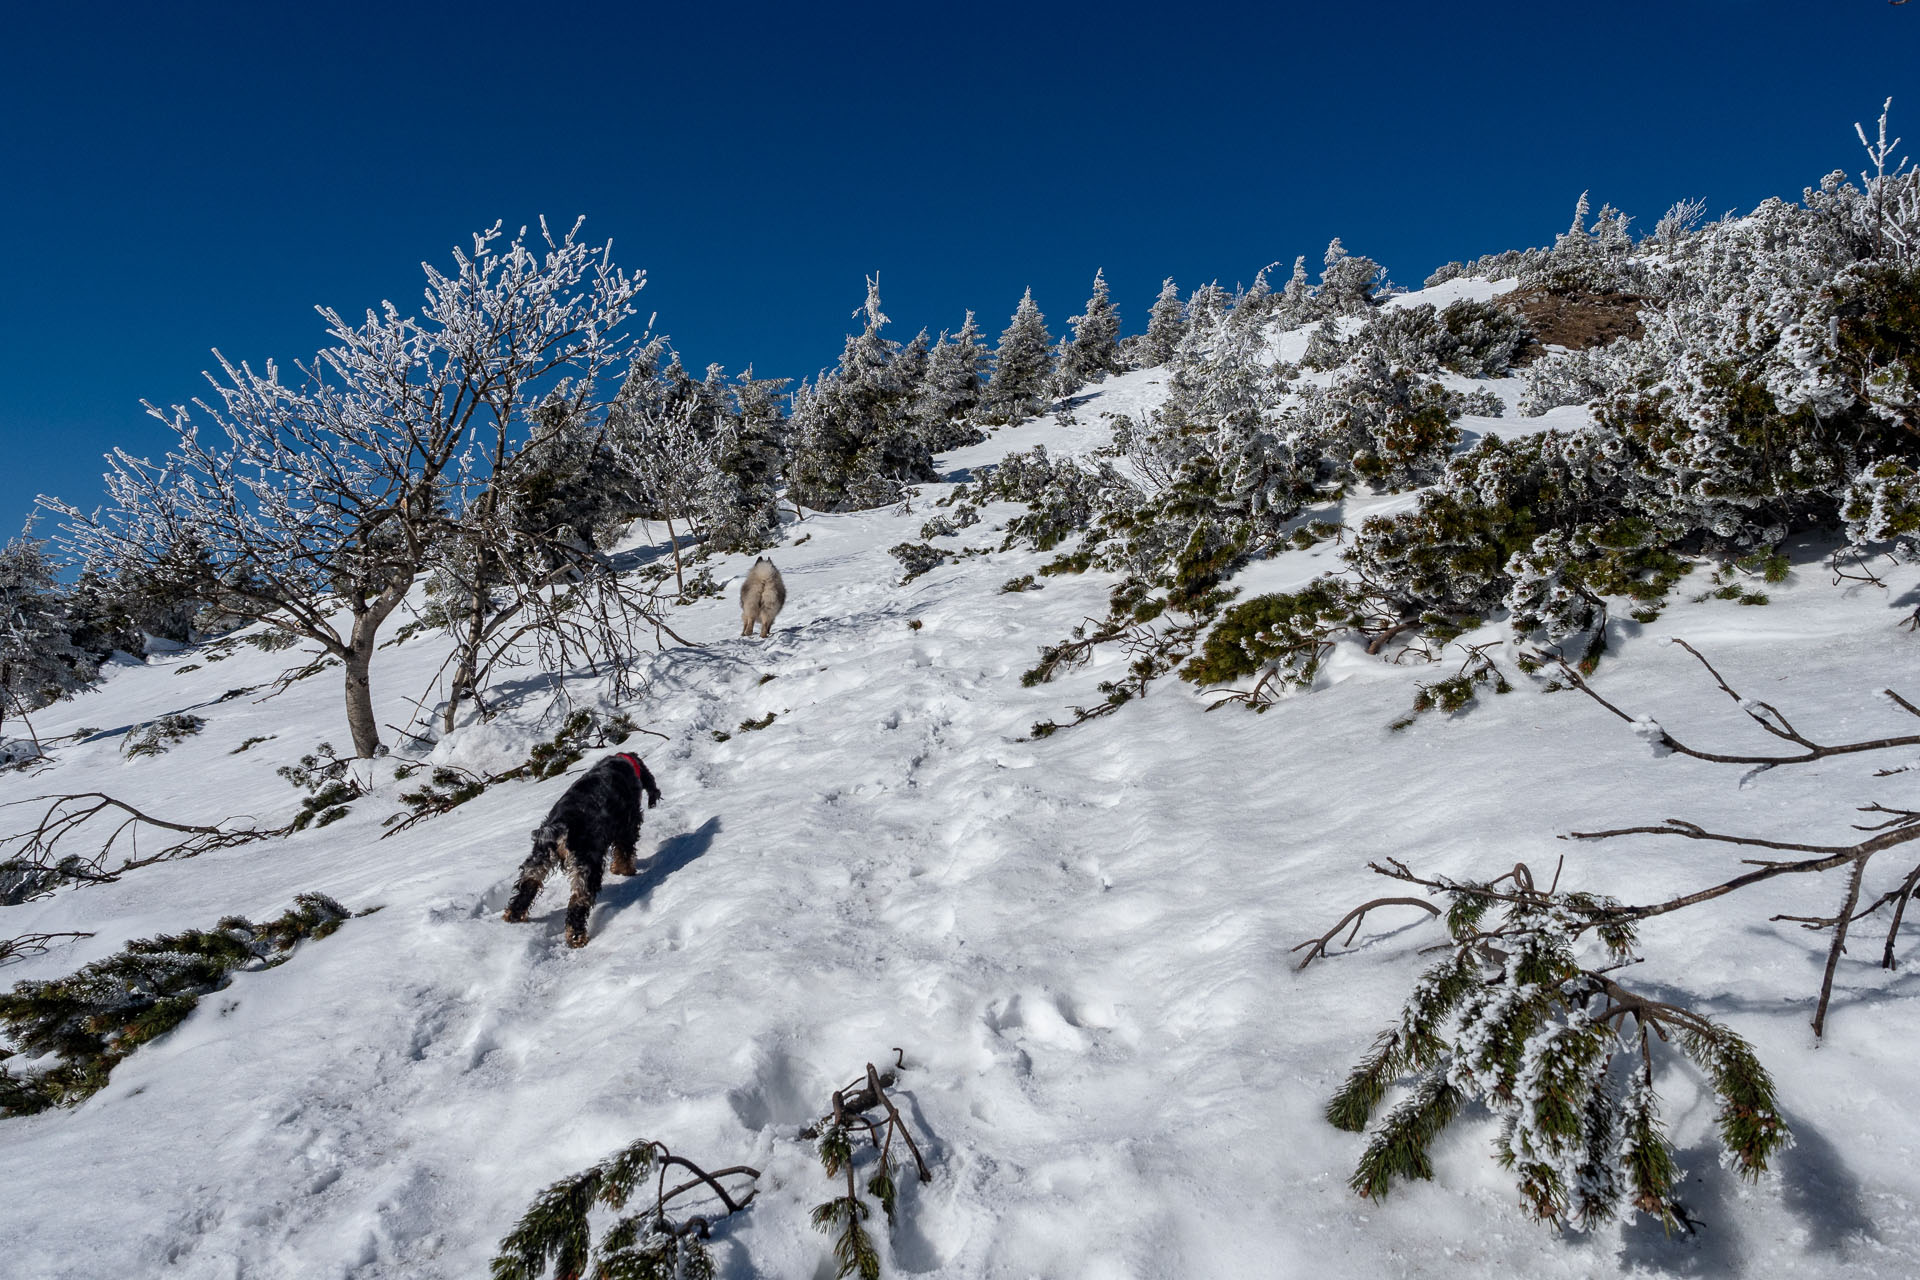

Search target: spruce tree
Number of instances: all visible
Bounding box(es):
[706,367,791,551]
[0,894,350,1116]
[1055,269,1123,395]
[1132,276,1186,368]
[787,277,936,510]
[0,535,93,742]
[916,312,989,451]
[1275,255,1315,325]
[983,288,1054,424]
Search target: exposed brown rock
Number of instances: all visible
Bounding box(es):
[1498,285,1648,363]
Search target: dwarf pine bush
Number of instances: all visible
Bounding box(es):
[1326,872,1787,1231]
[491,1136,746,1280]
[0,894,349,1116]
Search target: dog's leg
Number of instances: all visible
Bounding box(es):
[759,614,772,637]
[608,837,638,878]
[563,854,605,948]
[504,832,563,923]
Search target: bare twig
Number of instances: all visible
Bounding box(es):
[0,791,287,898]
[0,930,94,966]
[1543,639,1920,770]
[1292,897,1441,969]
[866,1061,932,1183]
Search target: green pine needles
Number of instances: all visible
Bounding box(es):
[812,1121,882,1280]
[490,1137,758,1280]
[1312,862,1788,1231]
[0,892,350,1116]
[806,1060,934,1280]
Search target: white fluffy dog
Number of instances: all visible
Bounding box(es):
[739,557,787,637]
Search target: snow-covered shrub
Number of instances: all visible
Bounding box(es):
[1522,193,1650,295]
[1298,319,1349,371]
[1425,247,1546,288]
[277,742,359,829]
[0,894,349,1116]
[0,537,99,730]
[888,542,950,583]
[979,447,1130,553]
[1842,457,1920,554]
[1297,350,1464,492]
[498,709,637,783]
[1345,301,1530,379]
[1341,430,1685,636]
[1179,579,1369,694]
[1458,388,1504,417]
[121,713,205,760]
[1517,344,1635,416]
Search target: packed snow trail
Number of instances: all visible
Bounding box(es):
[3,366,1920,1276]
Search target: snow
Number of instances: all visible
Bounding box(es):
[3,283,1919,1278]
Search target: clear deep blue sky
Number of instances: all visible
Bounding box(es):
[4,2,1917,537]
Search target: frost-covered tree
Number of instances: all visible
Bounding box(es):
[46,219,644,759]
[1317,238,1383,315]
[982,288,1054,424]
[1128,276,1186,368]
[707,366,791,551]
[1275,254,1315,323]
[615,399,718,594]
[0,536,92,744]
[1054,269,1123,395]
[915,313,988,451]
[788,277,937,510]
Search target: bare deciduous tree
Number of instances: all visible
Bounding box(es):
[45,219,644,759]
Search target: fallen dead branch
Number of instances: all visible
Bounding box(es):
[1291,897,1441,969]
[1544,637,1920,772]
[0,792,288,904]
[0,930,93,967]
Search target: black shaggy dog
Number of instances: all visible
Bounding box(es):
[503,751,662,948]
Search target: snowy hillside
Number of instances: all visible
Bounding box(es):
[5,278,1920,1280]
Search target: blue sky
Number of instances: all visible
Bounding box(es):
[4,2,1917,538]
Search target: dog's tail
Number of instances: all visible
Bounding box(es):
[637,760,662,809]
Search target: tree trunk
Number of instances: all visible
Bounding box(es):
[665,514,685,594]
[343,597,404,759]
[343,645,381,759]
[443,576,491,734]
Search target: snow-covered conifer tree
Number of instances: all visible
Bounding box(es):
[1276,255,1315,323]
[704,367,790,551]
[786,277,937,509]
[1130,276,1186,368]
[916,312,989,450]
[1054,270,1123,395]
[1317,239,1382,314]
[983,288,1055,424]
[0,535,92,744]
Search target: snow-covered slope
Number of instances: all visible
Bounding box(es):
[4,294,1920,1278]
